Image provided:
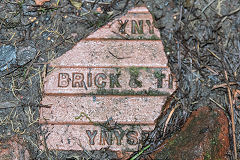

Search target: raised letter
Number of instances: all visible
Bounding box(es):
[131,20,143,34]
[110,73,121,88]
[100,130,112,145]
[154,71,166,88]
[118,20,129,34]
[86,130,97,145]
[87,73,92,87]
[168,74,173,89]
[129,77,142,88]
[126,130,138,145]
[72,73,84,87]
[58,73,70,87]
[146,20,154,34]
[114,129,125,145]
[141,130,151,140]
[94,73,107,88]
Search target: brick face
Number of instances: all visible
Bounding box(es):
[40,5,176,151]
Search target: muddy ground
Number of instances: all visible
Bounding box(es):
[0,0,240,159]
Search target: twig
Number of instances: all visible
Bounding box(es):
[201,0,216,13]
[108,51,131,59]
[224,70,237,159]
[221,7,240,18]
[209,98,225,111]
[11,76,20,101]
[163,104,180,136]
[207,49,221,61]
[212,82,237,89]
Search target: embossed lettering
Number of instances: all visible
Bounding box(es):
[129,77,142,88]
[110,73,121,88]
[114,130,125,145]
[154,71,166,88]
[131,20,143,34]
[86,130,97,145]
[168,74,173,89]
[100,130,112,145]
[129,69,142,88]
[58,73,70,87]
[72,73,84,87]
[141,130,151,140]
[118,20,129,34]
[87,73,92,87]
[126,130,138,145]
[94,73,107,88]
[146,20,154,34]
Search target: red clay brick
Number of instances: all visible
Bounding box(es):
[40,5,176,152]
[85,6,161,40]
[44,67,175,95]
[50,40,167,68]
[0,136,30,160]
[41,125,154,151]
[40,96,168,124]
[148,107,230,160]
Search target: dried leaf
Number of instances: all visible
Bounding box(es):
[107,11,114,16]
[69,0,82,10]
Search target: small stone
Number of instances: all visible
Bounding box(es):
[0,45,16,71]
[0,101,18,109]
[17,46,37,66]
[148,106,230,160]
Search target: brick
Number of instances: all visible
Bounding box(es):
[85,6,161,40]
[40,96,167,124]
[50,40,167,68]
[40,5,176,152]
[0,136,30,160]
[41,125,154,151]
[44,67,175,95]
[147,107,230,160]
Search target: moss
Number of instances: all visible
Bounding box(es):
[204,152,211,160]
[111,35,161,40]
[150,35,160,40]
[91,88,170,96]
[128,35,160,40]
[154,71,162,77]
[205,128,222,160]
[164,46,173,54]
[94,13,112,28]
[85,67,169,96]
[163,109,224,160]
[202,112,222,160]
[128,67,148,88]
[168,138,177,146]
[129,67,141,77]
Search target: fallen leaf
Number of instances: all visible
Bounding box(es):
[69,0,82,10]
[107,11,114,16]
